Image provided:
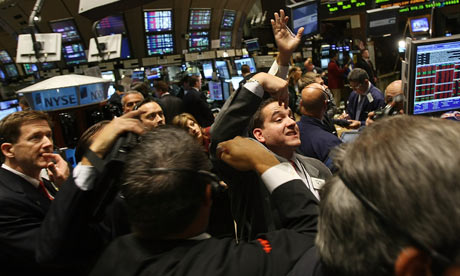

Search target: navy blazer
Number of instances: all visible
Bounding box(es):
[183,88,215,127]
[346,84,385,124]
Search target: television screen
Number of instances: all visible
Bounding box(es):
[144,10,173,32]
[5,64,18,78]
[208,81,223,101]
[404,35,460,116]
[290,2,318,37]
[23,63,38,75]
[0,50,12,63]
[188,31,209,52]
[146,66,162,80]
[321,58,330,69]
[366,7,399,37]
[62,43,87,65]
[221,10,236,30]
[215,60,230,79]
[234,58,257,76]
[101,70,116,82]
[121,37,132,59]
[146,33,174,55]
[222,81,231,100]
[132,70,145,82]
[244,38,259,52]
[96,15,127,36]
[189,9,211,30]
[220,31,232,49]
[49,18,81,43]
[230,76,244,90]
[410,16,430,34]
[202,61,213,79]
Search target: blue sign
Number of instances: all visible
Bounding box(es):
[32,87,78,111]
[79,83,106,106]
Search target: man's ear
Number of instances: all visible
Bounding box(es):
[252,128,265,143]
[299,99,305,114]
[1,143,14,159]
[395,247,431,276]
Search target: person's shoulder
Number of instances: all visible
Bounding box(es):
[296,154,332,177]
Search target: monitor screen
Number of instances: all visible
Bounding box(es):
[146,33,174,55]
[5,64,18,78]
[132,70,145,82]
[366,7,399,37]
[62,43,87,65]
[202,61,213,79]
[234,58,256,76]
[405,35,460,115]
[0,68,5,80]
[321,58,330,69]
[23,63,38,75]
[0,50,12,63]
[222,81,231,100]
[291,2,318,37]
[121,36,132,59]
[101,70,116,82]
[146,66,162,80]
[96,15,127,36]
[189,9,211,30]
[0,99,19,110]
[188,31,209,52]
[208,81,223,101]
[215,60,230,79]
[107,84,116,99]
[41,62,56,70]
[144,10,173,32]
[167,66,183,82]
[244,39,259,52]
[220,31,232,49]
[229,76,244,90]
[49,18,81,43]
[221,10,236,29]
[0,107,18,120]
[410,16,430,34]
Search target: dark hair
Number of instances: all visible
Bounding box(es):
[241,64,251,75]
[153,81,169,93]
[75,120,110,163]
[114,84,125,92]
[131,82,151,98]
[121,126,212,238]
[329,50,338,59]
[188,75,201,88]
[347,68,369,84]
[248,97,278,133]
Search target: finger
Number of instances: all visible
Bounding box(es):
[274,12,279,24]
[121,109,145,118]
[296,27,304,39]
[216,143,229,160]
[280,9,285,20]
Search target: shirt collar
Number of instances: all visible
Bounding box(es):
[1,163,40,188]
[188,232,211,240]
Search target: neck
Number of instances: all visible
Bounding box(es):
[302,110,322,120]
[4,159,41,180]
[270,146,295,160]
[161,203,210,240]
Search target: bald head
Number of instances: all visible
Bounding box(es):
[384,80,402,104]
[300,83,327,118]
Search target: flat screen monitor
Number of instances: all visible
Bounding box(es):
[101,70,116,82]
[220,31,232,49]
[189,9,211,30]
[290,1,318,37]
[215,60,230,79]
[62,43,87,65]
[222,81,231,100]
[0,107,18,120]
[144,10,173,32]
[146,66,162,80]
[321,58,330,69]
[366,7,399,37]
[404,35,460,116]
[146,33,174,55]
[188,31,209,53]
[0,50,12,63]
[244,38,259,52]
[0,99,19,110]
[0,68,5,80]
[132,70,145,82]
[234,58,256,76]
[208,81,223,101]
[202,61,213,79]
[23,63,38,75]
[49,18,81,43]
[167,66,183,82]
[5,64,18,78]
[121,37,131,59]
[221,10,236,30]
[96,15,127,36]
[230,76,244,90]
[107,84,116,99]
[409,15,430,35]
[41,62,56,70]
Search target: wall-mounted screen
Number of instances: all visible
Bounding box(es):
[188,31,209,52]
[189,9,211,30]
[146,66,162,80]
[49,18,81,43]
[290,1,318,37]
[0,50,13,63]
[132,70,145,82]
[202,61,213,79]
[23,63,38,75]
[4,64,18,78]
[409,15,430,35]
[244,38,259,52]
[144,10,172,32]
[208,81,223,101]
[234,58,256,76]
[221,10,236,30]
[146,33,174,55]
[229,76,244,90]
[63,43,87,65]
[215,60,230,79]
[321,58,330,69]
[220,31,232,49]
[121,37,132,59]
[366,7,399,37]
[96,15,127,36]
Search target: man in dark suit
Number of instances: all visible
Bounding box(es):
[90,127,319,276]
[183,75,214,127]
[355,49,377,85]
[154,80,184,124]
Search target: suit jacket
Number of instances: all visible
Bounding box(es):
[90,179,318,276]
[159,93,185,124]
[346,84,385,124]
[183,88,215,127]
[355,57,376,85]
[211,86,331,240]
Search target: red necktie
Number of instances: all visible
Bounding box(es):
[38,180,54,201]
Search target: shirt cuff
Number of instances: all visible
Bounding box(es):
[73,163,97,191]
[261,162,302,193]
[243,81,264,98]
[267,60,289,80]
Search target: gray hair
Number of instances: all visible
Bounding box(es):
[121,90,144,106]
[317,115,460,275]
[347,68,369,84]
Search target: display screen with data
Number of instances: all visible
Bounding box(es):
[189,9,211,30]
[96,15,127,35]
[0,50,13,63]
[188,32,209,52]
[220,31,232,49]
[144,10,172,32]
[221,10,236,29]
[146,34,174,55]
[50,19,81,43]
[62,43,87,65]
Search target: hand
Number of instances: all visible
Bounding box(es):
[43,153,70,188]
[252,72,289,107]
[347,120,361,129]
[365,111,375,126]
[271,9,303,66]
[338,112,350,120]
[216,136,279,174]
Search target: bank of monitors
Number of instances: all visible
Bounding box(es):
[49,18,81,43]
[202,61,213,79]
[189,9,211,30]
[366,6,399,37]
[221,10,236,29]
[409,15,430,36]
[144,10,174,56]
[146,34,174,55]
[146,66,162,80]
[0,50,13,63]
[188,31,209,53]
[403,35,460,116]
[215,60,230,79]
[290,1,318,37]
[144,10,173,32]
[62,43,87,65]
[234,58,256,76]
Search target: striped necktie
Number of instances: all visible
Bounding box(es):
[38,180,54,201]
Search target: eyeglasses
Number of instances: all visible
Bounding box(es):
[338,172,453,273]
[349,83,364,90]
[125,101,142,108]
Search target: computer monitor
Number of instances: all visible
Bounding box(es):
[0,68,5,80]
[202,61,213,79]
[321,58,330,69]
[188,31,209,52]
[107,84,116,99]
[220,10,236,30]
[215,60,230,79]
[222,81,231,100]
[290,1,318,37]
[403,35,460,116]
[0,107,18,120]
[49,18,81,43]
[167,66,183,82]
[22,63,38,75]
[409,15,430,36]
[4,64,18,78]
[131,70,145,82]
[62,43,87,65]
[189,9,211,30]
[146,33,174,55]
[220,31,232,49]
[366,7,399,37]
[146,66,162,80]
[101,70,116,82]
[144,10,173,32]
[208,81,223,101]
[234,58,256,76]
[244,38,259,52]
[0,99,19,110]
[230,76,244,90]
[121,37,132,59]
[0,50,13,63]
[96,15,127,36]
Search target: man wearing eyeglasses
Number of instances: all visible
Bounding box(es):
[339,68,385,129]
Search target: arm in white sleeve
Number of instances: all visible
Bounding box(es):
[261,162,302,193]
[72,163,97,191]
[267,60,289,80]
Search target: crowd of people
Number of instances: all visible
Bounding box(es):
[0,9,459,276]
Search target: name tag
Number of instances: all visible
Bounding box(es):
[367,93,374,103]
[312,178,326,190]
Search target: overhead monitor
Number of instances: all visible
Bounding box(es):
[189,9,211,30]
[215,60,230,79]
[208,81,223,101]
[4,64,18,78]
[131,69,145,82]
[321,58,330,69]
[49,18,81,43]
[88,34,122,62]
[144,10,173,32]
[16,33,62,63]
[96,15,127,36]
[220,31,232,49]
[244,38,259,52]
[62,42,87,65]
[403,35,460,116]
[188,31,209,52]
[409,15,430,36]
[366,6,399,37]
[221,10,236,30]
[23,63,38,75]
[0,50,13,63]
[101,70,116,82]
[146,33,174,55]
[234,58,256,76]
[202,61,213,79]
[121,37,132,59]
[167,66,182,82]
[290,1,318,37]
[222,81,231,100]
[146,66,162,80]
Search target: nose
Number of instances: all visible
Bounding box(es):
[42,136,53,149]
[156,114,165,125]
